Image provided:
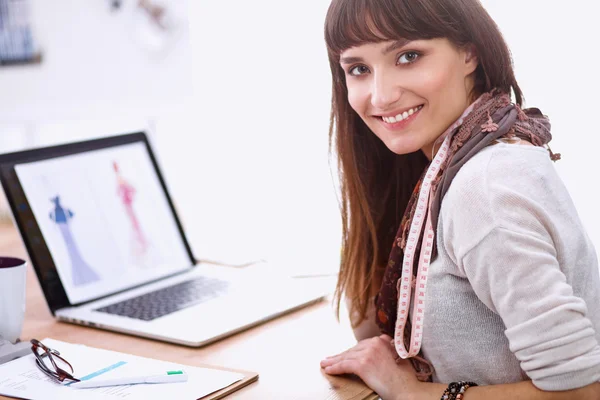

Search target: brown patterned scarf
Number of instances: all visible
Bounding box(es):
[374,88,559,380]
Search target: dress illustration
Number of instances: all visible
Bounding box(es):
[49,195,100,286]
[113,162,150,260]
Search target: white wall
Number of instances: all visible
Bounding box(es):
[481,0,600,253]
[0,0,598,275]
[157,0,339,272]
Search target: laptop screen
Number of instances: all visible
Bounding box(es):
[0,134,194,308]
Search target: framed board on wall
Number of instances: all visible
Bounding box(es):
[0,0,41,66]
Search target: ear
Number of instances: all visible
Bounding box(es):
[463,44,478,76]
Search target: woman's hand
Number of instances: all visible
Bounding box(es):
[320,334,421,400]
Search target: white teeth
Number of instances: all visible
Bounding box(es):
[382,105,423,124]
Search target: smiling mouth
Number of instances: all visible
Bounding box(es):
[378,105,424,123]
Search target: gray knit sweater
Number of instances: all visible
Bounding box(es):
[350,143,600,391]
[421,143,600,390]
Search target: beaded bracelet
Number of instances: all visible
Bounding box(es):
[440,381,478,400]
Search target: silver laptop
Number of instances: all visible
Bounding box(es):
[0,132,329,346]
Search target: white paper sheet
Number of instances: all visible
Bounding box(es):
[0,338,244,400]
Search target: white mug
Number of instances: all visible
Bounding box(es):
[0,257,27,343]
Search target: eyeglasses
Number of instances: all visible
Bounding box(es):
[30,339,80,383]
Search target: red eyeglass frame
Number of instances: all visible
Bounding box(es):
[30,339,80,383]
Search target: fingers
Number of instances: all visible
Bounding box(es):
[321,338,376,367]
[321,338,385,375]
[321,336,398,373]
[320,348,365,368]
[322,359,361,375]
[320,355,339,368]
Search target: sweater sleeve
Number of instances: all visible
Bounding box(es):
[460,226,600,390]
[447,146,600,390]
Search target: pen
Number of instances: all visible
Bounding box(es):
[70,370,188,389]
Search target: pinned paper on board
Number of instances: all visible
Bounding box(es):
[0,0,42,66]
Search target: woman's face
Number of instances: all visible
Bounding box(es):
[340,38,478,158]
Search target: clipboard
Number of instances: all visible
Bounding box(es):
[321,372,378,400]
[0,339,258,400]
[199,365,378,400]
[198,366,258,400]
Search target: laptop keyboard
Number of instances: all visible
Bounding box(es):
[94,277,230,321]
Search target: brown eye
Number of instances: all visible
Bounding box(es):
[397,51,420,65]
[349,65,370,76]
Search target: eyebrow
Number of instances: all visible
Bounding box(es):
[340,39,411,65]
[383,38,410,55]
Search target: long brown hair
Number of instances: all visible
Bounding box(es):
[325,0,524,325]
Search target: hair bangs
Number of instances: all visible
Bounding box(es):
[325,0,445,57]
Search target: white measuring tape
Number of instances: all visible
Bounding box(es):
[393,102,479,359]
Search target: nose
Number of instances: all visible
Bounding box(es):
[371,69,403,111]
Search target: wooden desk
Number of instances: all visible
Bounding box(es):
[0,223,376,400]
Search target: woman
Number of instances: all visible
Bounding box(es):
[319,0,600,399]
